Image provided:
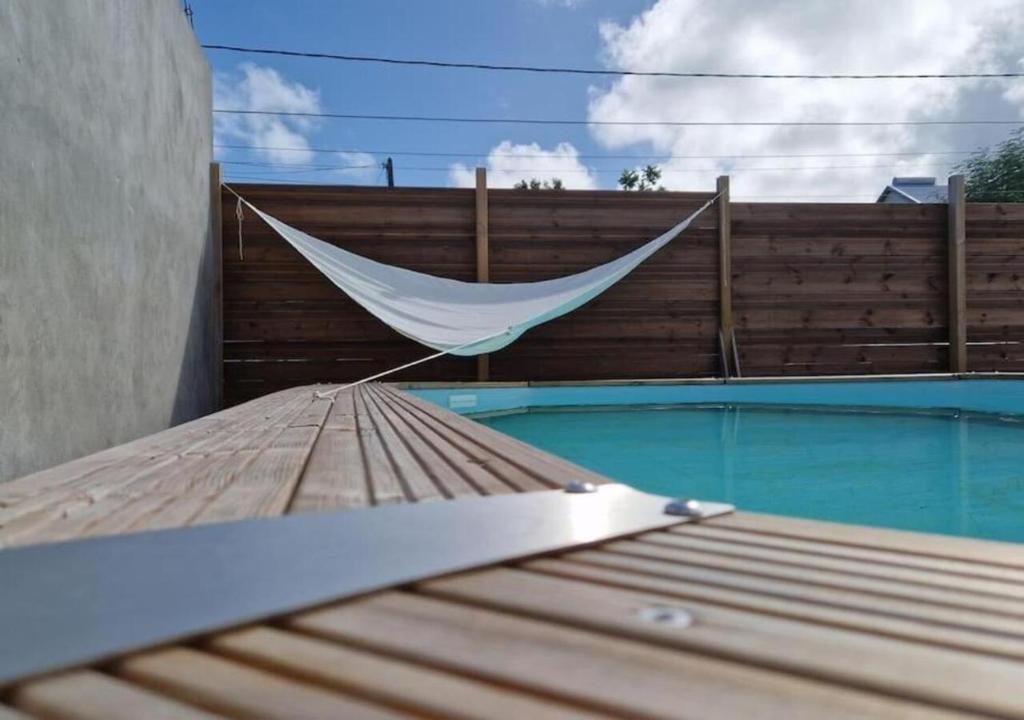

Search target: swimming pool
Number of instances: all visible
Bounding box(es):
[412,378,1024,543]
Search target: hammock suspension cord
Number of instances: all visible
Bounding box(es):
[313,328,514,400]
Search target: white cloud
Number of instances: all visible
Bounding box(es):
[450,141,599,189]
[214,64,322,165]
[1002,57,1024,116]
[329,151,382,184]
[589,0,1024,200]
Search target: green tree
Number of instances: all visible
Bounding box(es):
[618,164,665,191]
[513,177,564,190]
[956,128,1024,202]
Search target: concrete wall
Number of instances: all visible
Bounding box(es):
[0,0,216,481]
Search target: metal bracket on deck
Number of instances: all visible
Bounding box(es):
[0,484,732,686]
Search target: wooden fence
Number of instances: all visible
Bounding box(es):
[220,176,1024,405]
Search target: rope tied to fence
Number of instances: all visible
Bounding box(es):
[234,196,245,261]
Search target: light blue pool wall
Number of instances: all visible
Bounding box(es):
[410,378,1024,417]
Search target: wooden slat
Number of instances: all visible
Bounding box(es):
[673,523,1024,583]
[357,384,479,499]
[348,384,419,504]
[523,555,1024,660]
[375,384,602,488]
[370,386,557,492]
[421,567,1024,718]
[0,388,293,523]
[10,670,223,720]
[549,547,1023,639]
[187,397,331,525]
[600,539,1024,618]
[635,532,1024,601]
[287,388,373,512]
[0,388,339,546]
[8,392,317,544]
[706,511,1024,569]
[113,648,403,720]
[1,380,603,541]
[0,392,312,543]
[208,626,601,720]
[290,591,971,720]
[363,385,521,496]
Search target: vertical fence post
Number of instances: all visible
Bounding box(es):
[948,174,967,373]
[717,176,734,378]
[210,162,224,409]
[475,167,491,382]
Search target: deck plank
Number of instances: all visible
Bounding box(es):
[369,385,556,493]
[553,547,1024,638]
[289,591,973,720]
[0,392,316,546]
[350,385,412,505]
[356,385,461,500]
[9,670,223,720]
[208,626,603,720]
[421,567,1024,718]
[708,511,1024,569]
[0,383,605,547]
[0,390,312,547]
[638,531,1024,601]
[675,523,1024,583]
[361,385,507,498]
[600,539,1024,618]
[113,647,404,720]
[287,389,373,512]
[0,388,293,513]
[377,385,603,488]
[190,408,329,526]
[523,556,1024,660]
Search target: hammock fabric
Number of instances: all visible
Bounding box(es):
[244,196,715,357]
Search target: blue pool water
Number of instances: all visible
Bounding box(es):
[413,380,1024,543]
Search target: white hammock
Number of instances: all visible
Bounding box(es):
[242,195,717,358]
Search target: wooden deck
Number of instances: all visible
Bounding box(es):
[4,385,1024,718]
[0,384,606,549]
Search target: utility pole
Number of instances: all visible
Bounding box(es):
[384,157,395,187]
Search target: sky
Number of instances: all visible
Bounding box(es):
[195,0,1024,200]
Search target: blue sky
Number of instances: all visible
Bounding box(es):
[196,0,1024,199]
[199,0,651,189]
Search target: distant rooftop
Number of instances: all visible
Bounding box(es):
[877,176,949,204]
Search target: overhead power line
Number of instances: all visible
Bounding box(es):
[213,108,1023,127]
[202,44,1024,80]
[221,160,378,171]
[214,143,981,161]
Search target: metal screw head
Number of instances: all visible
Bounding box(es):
[664,498,703,517]
[564,481,598,494]
[637,604,694,628]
